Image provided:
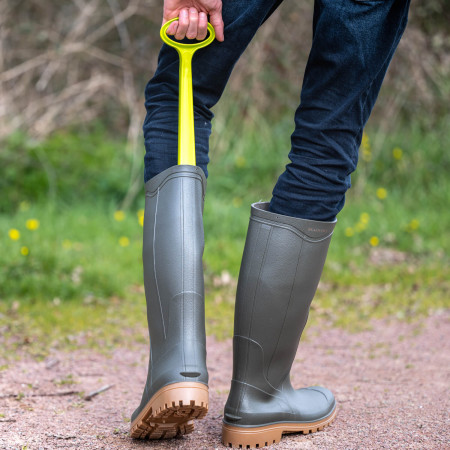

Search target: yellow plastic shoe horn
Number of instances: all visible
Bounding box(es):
[160,18,216,166]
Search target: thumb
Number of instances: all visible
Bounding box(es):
[209,10,224,42]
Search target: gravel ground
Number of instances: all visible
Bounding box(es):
[0,312,448,450]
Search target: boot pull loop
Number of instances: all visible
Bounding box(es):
[160,18,216,166]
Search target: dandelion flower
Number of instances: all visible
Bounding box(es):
[114,210,125,221]
[232,197,243,208]
[369,236,380,247]
[360,213,370,224]
[361,132,371,151]
[361,132,372,162]
[392,147,403,160]
[19,201,30,212]
[20,246,29,256]
[235,156,246,168]
[376,188,387,200]
[8,229,20,240]
[137,209,144,227]
[26,219,40,230]
[409,219,419,230]
[62,239,72,249]
[345,227,354,237]
[119,236,130,247]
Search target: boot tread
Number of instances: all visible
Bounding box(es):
[130,382,208,440]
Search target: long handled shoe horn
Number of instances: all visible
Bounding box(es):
[130,20,216,440]
[160,18,215,166]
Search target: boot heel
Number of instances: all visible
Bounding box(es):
[222,423,283,448]
[130,382,208,439]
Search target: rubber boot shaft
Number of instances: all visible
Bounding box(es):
[224,202,336,427]
[132,165,208,423]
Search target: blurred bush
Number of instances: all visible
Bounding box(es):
[1,128,138,211]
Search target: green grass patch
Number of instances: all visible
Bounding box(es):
[0,203,144,302]
[0,118,448,355]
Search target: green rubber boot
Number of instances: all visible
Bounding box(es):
[222,202,337,449]
[130,165,209,440]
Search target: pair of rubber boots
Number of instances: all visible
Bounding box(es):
[130,166,337,448]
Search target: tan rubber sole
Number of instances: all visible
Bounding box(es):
[130,381,209,440]
[222,407,337,449]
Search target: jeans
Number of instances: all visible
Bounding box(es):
[143,0,410,221]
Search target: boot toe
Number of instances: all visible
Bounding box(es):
[293,386,335,421]
[307,386,335,405]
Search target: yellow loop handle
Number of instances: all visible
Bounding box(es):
[160,18,216,166]
[160,18,215,53]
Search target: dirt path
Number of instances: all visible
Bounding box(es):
[0,313,448,450]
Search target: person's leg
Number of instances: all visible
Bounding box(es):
[132,0,285,440]
[143,0,285,182]
[222,202,338,449]
[223,1,411,448]
[270,0,411,222]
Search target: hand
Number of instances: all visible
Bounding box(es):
[164,0,224,42]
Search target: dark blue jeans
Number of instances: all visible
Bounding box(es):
[143,0,410,221]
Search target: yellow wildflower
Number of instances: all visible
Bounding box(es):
[114,210,125,221]
[235,156,246,168]
[26,219,40,230]
[119,236,130,247]
[361,132,371,151]
[8,229,20,240]
[360,213,370,224]
[392,147,403,160]
[345,227,354,237]
[369,236,380,247]
[376,188,387,200]
[20,246,29,256]
[409,219,419,230]
[62,239,72,249]
[19,201,30,212]
[137,209,145,227]
[232,197,243,208]
[361,132,372,162]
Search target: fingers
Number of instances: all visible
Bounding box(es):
[174,8,189,40]
[185,8,198,39]
[166,20,178,36]
[164,5,224,42]
[197,12,208,41]
[209,10,224,42]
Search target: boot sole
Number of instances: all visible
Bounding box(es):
[222,406,337,448]
[130,382,209,439]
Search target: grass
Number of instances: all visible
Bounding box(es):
[0,203,147,358]
[0,116,448,356]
